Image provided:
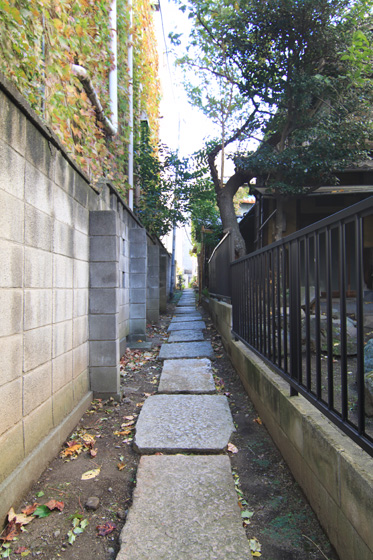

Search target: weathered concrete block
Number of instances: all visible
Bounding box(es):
[23,362,52,415]
[24,289,52,330]
[130,303,146,320]
[26,120,54,179]
[129,227,146,244]
[73,229,89,261]
[90,235,118,262]
[53,320,73,358]
[89,314,119,340]
[130,273,147,289]
[0,334,22,386]
[0,378,22,437]
[147,275,159,290]
[73,315,88,348]
[24,162,53,215]
[73,288,88,317]
[146,309,159,323]
[0,290,23,337]
[0,240,23,288]
[73,260,89,289]
[0,92,27,155]
[89,210,118,236]
[52,383,73,427]
[0,422,24,485]
[129,318,146,334]
[0,137,26,199]
[90,340,119,367]
[89,262,119,288]
[52,350,73,393]
[25,247,52,288]
[147,245,159,266]
[90,365,120,396]
[89,288,118,314]
[23,325,52,372]
[73,342,89,378]
[53,184,73,226]
[0,189,24,243]
[53,220,74,257]
[53,289,73,323]
[340,450,373,553]
[25,203,52,251]
[54,254,73,288]
[73,369,90,405]
[130,258,147,274]
[302,416,341,505]
[55,151,74,193]
[73,174,89,208]
[73,201,89,234]
[130,288,146,304]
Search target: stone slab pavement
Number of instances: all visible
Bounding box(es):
[167,329,204,342]
[170,314,202,322]
[117,455,252,560]
[168,321,206,331]
[133,394,234,453]
[174,307,200,314]
[158,358,215,394]
[158,340,214,360]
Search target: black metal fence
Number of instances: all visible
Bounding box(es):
[231,196,373,457]
[208,232,234,300]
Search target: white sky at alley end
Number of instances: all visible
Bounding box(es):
[154,0,219,157]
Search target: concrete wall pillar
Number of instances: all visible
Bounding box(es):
[159,249,168,313]
[129,227,147,341]
[89,211,120,399]
[147,245,160,322]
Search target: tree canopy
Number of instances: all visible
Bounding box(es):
[174,0,373,254]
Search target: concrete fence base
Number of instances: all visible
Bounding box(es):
[203,296,373,560]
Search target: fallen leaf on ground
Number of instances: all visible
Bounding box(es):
[117,462,126,471]
[96,522,116,536]
[14,546,30,555]
[254,417,262,425]
[60,443,82,457]
[81,468,100,480]
[0,518,23,541]
[45,500,64,512]
[33,505,52,518]
[227,443,238,453]
[249,537,262,556]
[21,503,38,516]
[8,507,34,525]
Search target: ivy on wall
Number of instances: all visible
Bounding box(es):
[0,0,160,195]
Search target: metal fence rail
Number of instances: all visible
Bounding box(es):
[208,231,234,300]
[231,196,373,457]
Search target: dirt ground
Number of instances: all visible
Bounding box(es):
[1,293,339,560]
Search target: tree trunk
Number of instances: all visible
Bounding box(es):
[216,171,251,258]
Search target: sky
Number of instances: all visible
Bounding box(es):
[154,0,218,157]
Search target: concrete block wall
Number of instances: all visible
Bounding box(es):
[147,244,160,323]
[206,296,373,560]
[129,227,148,341]
[0,84,94,524]
[0,76,169,524]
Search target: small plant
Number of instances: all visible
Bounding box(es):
[67,515,89,545]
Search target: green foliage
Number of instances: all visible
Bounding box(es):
[176,0,373,196]
[0,0,160,193]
